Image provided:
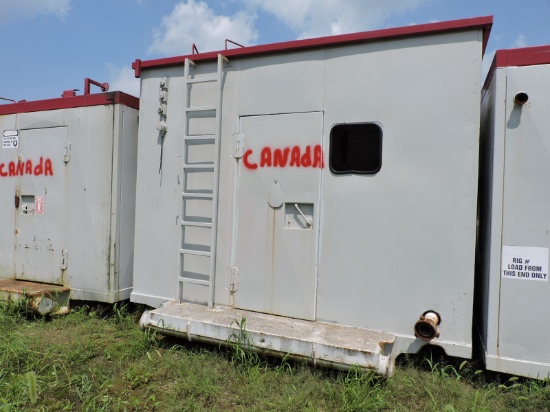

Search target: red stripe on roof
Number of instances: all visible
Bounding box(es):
[495,45,550,68]
[133,15,493,77]
[0,91,139,116]
[483,45,550,92]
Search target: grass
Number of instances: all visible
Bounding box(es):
[1,301,550,411]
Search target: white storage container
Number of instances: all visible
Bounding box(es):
[478,45,550,379]
[131,17,492,374]
[0,85,139,303]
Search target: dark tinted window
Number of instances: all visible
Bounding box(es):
[329,123,382,174]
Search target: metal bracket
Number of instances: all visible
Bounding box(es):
[226,266,239,292]
[63,142,71,163]
[158,77,168,117]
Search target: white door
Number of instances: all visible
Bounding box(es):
[15,127,67,285]
[234,112,323,320]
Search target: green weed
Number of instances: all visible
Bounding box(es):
[329,367,386,411]
[227,317,265,370]
[24,372,37,405]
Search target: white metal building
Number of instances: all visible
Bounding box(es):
[0,86,139,309]
[478,45,550,379]
[131,16,492,374]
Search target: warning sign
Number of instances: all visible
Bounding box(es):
[502,246,548,281]
[3,130,19,149]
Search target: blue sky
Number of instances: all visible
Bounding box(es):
[1,0,549,103]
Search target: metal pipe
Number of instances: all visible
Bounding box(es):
[84,78,109,95]
[514,91,529,106]
[414,311,441,341]
[132,59,142,78]
[225,38,245,49]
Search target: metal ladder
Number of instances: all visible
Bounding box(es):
[178,54,227,308]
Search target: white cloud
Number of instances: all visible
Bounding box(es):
[107,65,141,98]
[0,0,71,23]
[514,34,528,48]
[149,0,258,56]
[243,0,432,38]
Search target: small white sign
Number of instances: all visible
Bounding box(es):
[502,245,548,281]
[35,196,44,215]
[3,130,19,149]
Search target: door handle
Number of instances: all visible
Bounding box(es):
[294,204,312,228]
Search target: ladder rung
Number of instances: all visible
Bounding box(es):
[182,192,213,199]
[183,164,214,170]
[186,77,217,84]
[178,277,210,286]
[179,248,211,257]
[181,220,212,228]
[185,106,216,112]
[184,135,215,142]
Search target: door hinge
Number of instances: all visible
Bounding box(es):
[60,249,68,270]
[231,133,244,159]
[63,142,71,163]
[14,187,20,209]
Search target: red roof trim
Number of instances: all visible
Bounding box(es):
[0,91,139,116]
[482,45,550,92]
[133,16,493,77]
[495,44,550,68]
